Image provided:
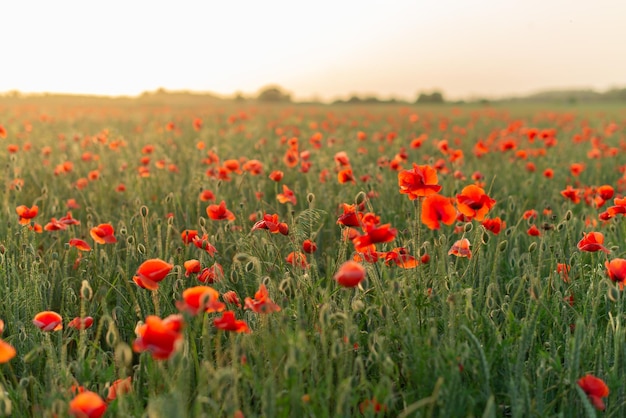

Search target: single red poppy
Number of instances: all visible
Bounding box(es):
[184,259,201,277]
[69,391,107,418]
[449,238,472,259]
[577,374,609,411]
[269,170,284,182]
[421,194,456,230]
[285,251,308,269]
[213,311,251,333]
[197,263,224,284]
[222,290,242,308]
[252,213,289,235]
[90,223,117,244]
[577,232,609,253]
[398,164,442,199]
[176,286,225,316]
[277,185,297,205]
[181,229,199,244]
[16,205,39,225]
[456,185,495,221]
[33,311,63,331]
[106,377,132,402]
[482,217,506,235]
[244,284,281,314]
[68,316,94,330]
[605,258,626,289]
[384,247,418,268]
[334,261,366,287]
[69,238,92,252]
[133,314,184,360]
[302,239,317,253]
[133,259,173,290]
[206,201,236,221]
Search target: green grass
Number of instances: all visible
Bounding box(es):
[0,100,624,417]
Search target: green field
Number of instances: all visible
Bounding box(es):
[0,98,624,417]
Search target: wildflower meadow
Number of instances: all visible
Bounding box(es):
[0,98,624,417]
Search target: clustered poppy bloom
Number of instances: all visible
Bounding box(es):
[69,390,107,418]
[334,260,366,288]
[577,232,609,253]
[577,374,609,411]
[133,314,184,360]
[33,311,63,332]
[244,284,281,314]
[605,258,626,289]
[206,200,236,221]
[133,258,174,290]
[398,164,442,199]
[90,223,117,244]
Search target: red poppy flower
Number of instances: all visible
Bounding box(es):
[183,259,201,277]
[337,168,355,184]
[176,286,225,316]
[242,159,263,175]
[337,204,361,227]
[269,170,284,182]
[302,239,317,253]
[90,223,117,244]
[334,260,366,287]
[68,316,94,330]
[133,314,184,360]
[0,125,6,139]
[605,258,626,289]
[199,189,215,202]
[244,284,281,314]
[527,225,541,236]
[359,398,387,414]
[222,290,242,308]
[181,229,199,244]
[561,186,581,204]
[33,311,63,331]
[69,238,91,252]
[455,185,495,221]
[277,185,297,205]
[0,338,16,364]
[106,377,132,402]
[577,232,609,253]
[556,263,571,283]
[577,374,609,411]
[206,201,236,221]
[384,247,418,268]
[285,251,308,269]
[197,263,224,284]
[192,234,218,256]
[133,259,173,290]
[398,164,441,199]
[421,194,456,230]
[482,217,506,235]
[213,311,251,333]
[69,391,107,418]
[448,238,472,259]
[352,223,397,253]
[16,205,39,225]
[252,213,289,235]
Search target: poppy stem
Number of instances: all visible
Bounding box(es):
[151,290,160,317]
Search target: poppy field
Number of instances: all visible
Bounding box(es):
[0,98,625,417]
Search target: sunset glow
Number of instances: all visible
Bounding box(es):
[2,0,625,100]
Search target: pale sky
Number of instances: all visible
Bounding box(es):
[1,0,625,101]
